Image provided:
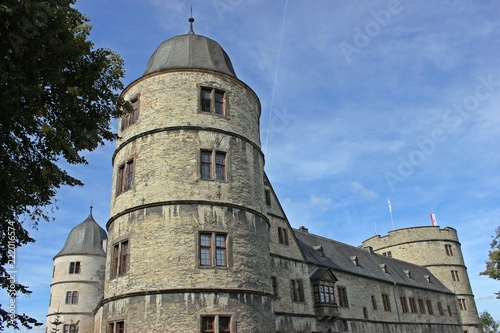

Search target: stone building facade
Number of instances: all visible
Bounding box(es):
[46,21,479,333]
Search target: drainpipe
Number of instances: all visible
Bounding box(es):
[391,281,403,333]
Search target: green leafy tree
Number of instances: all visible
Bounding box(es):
[478,311,500,333]
[481,227,500,298]
[0,0,127,329]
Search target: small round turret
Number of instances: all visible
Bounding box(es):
[46,212,107,333]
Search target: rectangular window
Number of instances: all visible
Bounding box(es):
[437,301,444,315]
[445,244,453,256]
[458,298,467,311]
[451,270,460,281]
[201,316,231,333]
[265,189,271,206]
[63,325,77,333]
[382,251,392,257]
[400,297,409,313]
[121,96,140,130]
[271,276,278,297]
[201,87,226,115]
[409,297,417,313]
[69,261,81,274]
[313,283,335,304]
[426,299,434,315]
[278,227,289,245]
[371,295,377,310]
[199,232,227,267]
[418,299,426,314]
[448,304,452,316]
[108,321,124,333]
[65,291,78,304]
[112,240,129,277]
[200,150,226,181]
[363,306,368,319]
[291,279,305,302]
[382,293,391,312]
[117,159,134,195]
[337,286,349,307]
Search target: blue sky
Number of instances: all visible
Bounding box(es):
[3,0,500,331]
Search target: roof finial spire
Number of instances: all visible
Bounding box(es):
[90,197,93,215]
[188,4,195,35]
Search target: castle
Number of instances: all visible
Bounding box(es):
[46,19,480,333]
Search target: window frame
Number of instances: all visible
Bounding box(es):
[116,158,135,195]
[112,240,129,277]
[290,279,305,302]
[458,298,467,311]
[418,298,426,314]
[409,297,417,313]
[337,286,349,308]
[278,227,289,245]
[200,87,227,116]
[121,95,140,131]
[200,315,232,333]
[68,261,81,274]
[445,244,453,256]
[198,232,228,268]
[65,291,78,305]
[426,299,434,315]
[200,150,227,181]
[400,296,409,313]
[63,324,77,333]
[271,276,278,297]
[108,320,125,333]
[451,270,460,281]
[371,295,378,310]
[382,293,391,312]
[313,282,336,305]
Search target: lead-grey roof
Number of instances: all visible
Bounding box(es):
[294,229,452,294]
[143,33,236,78]
[55,213,107,258]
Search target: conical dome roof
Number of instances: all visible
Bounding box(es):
[55,213,107,258]
[143,24,236,78]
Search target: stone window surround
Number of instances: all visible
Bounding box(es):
[68,261,81,274]
[337,286,349,308]
[108,320,125,333]
[290,278,305,302]
[111,238,129,278]
[199,313,233,333]
[121,93,140,131]
[198,83,229,117]
[116,156,135,196]
[200,149,228,181]
[196,230,231,269]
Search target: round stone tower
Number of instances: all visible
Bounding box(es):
[100,20,274,333]
[46,212,107,333]
[361,226,479,333]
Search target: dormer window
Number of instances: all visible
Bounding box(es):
[380,263,388,273]
[350,256,359,266]
[314,245,324,257]
[404,269,411,279]
[424,274,431,283]
[200,87,226,115]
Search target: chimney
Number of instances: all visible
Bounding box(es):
[298,226,308,233]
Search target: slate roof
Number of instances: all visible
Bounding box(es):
[55,213,107,258]
[143,32,236,78]
[294,229,452,294]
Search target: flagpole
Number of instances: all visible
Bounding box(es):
[388,198,395,230]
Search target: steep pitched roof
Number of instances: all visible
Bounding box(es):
[294,229,452,294]
[55,213,107,258]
